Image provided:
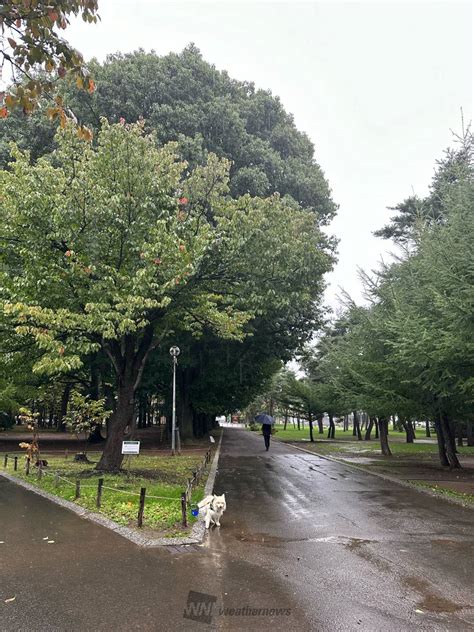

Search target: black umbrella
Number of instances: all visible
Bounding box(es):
[255,413,275,425]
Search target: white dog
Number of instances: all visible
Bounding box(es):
[198,494,226,528]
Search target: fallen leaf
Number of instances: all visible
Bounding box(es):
[4,597,16,603]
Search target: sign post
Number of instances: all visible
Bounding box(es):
[122,441,140,478]
[121,441,140,455]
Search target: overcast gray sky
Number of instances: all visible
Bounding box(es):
[66,1,473,309]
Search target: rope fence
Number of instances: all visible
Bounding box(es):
[1,448,212,528]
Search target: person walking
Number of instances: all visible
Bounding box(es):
[262,423,272,451]
[255,413,275,451]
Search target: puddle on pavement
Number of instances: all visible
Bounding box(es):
[344,538,392,572]
[344,538,373,550]
[232,533,380,550]
[404,576,465,613]
[235,532,287,547]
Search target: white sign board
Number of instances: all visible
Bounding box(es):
[121,440,140,455]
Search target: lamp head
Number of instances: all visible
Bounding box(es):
[169,346,181,358]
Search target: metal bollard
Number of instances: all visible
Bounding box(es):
[137,488,146,527]
[181,492,188,527]
[14,456,18,471]
[96,478,104,508]
[75,479,81,499]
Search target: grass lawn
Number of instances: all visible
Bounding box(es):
[268,425,474,459]
[2,452,210,536]
[271,424,409,442]
[410,480,474,505]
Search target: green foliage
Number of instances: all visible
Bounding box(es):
[306,131,473,465]
[375,128,472,243]
[2,46,337,223]
[65,390,111,436]
[0,46,337,447]
[0,0,98,116]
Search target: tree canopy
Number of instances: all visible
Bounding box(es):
[303,131,473,466]
[0,119,333,469]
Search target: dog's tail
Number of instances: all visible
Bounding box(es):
[197,495,214,509]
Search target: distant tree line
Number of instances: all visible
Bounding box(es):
[250,130,473,468]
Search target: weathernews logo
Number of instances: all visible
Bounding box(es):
[183,591,291,624]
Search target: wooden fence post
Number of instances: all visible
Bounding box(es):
[75,479,81,499]
[54,472,59,488]
[137,487,146,527]
[181,492,188,527]
[4,454,8,468]
[14,456,18,471]
[96,478,104,508]
[37,461,43,480]
[25,457,30,475]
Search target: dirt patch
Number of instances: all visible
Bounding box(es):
[404,576,466,613]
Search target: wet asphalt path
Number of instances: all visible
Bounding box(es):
[1,428,473,631]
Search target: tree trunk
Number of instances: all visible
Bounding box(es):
[96,329,155,471]
[467,421,474,447]
[284,410,288,430]
[434,417,449,467]
[353,411,362,440]
[308,414,314,442]
[96,381,135,471]
[425,420,431,438]
[374,419,379,439]
[317,414,324,434]
[440,412,461,469]
[401,418,415,443]
[365,416,375,441]
[378,417,392,456]
[57,383,71,432]
[343,415,348,431]
[327,413,335,439]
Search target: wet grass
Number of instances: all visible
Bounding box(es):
[2,453,209,535]
[272,425,474,458]
[410,480,474,506]
[272,425,415,443]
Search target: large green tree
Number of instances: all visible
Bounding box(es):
[0,120,332,470]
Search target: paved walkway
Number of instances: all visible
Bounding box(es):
[1,428,473,631]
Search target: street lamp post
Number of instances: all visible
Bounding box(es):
[169,346,180,456]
